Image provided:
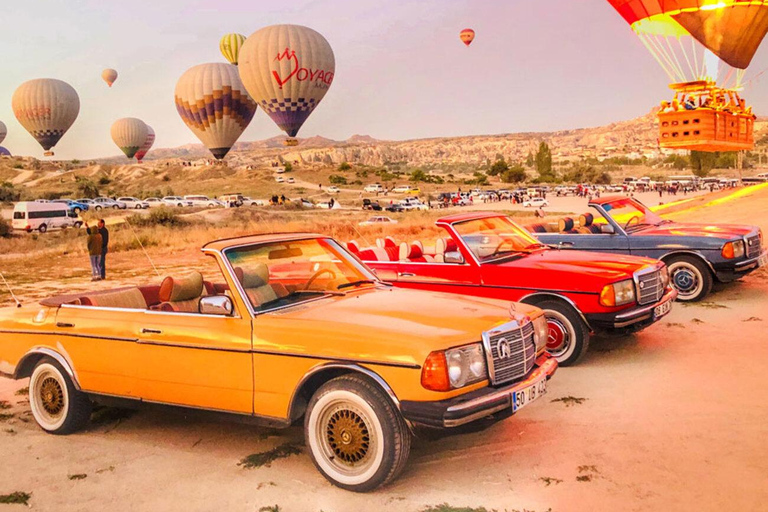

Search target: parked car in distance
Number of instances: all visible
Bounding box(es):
[362,198,382,211]
[74,198,96,209]
[385,203,405,213]
[242,197,268,206]
[12,201,82,233]
[184,195,225,208]
[400,198,428,211]
[529,196,767,301]
[143,197,164,208]
[50,199,89,214]
[392,185,420,195]
[364,184,385,193]
[286,177,295,184]
[0,233,557,491]
[352,212,676,365]
[523,197,549,208]
[93,197,127,210]
[359,216,398,226]
[326,186,340,194]
[162,196,193,207]
[275,176,285,183]
[117,197,150,209]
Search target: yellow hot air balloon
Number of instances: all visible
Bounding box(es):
[175,62,257,160]
[238,24,335,145]
[220,33,246,65]
[134,125,155,163]
[102,68,118,87]
[0,121,6,145]
[12,79,80,157]
[111,118,148,159]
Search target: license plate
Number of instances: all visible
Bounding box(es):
[758,253,768,268]
[512,376,547,413]
[654,299,672,319]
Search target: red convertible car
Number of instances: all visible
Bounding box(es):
[349,212,677,366]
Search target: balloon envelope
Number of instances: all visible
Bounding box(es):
[460,28,475,46]
[0,147,10,157]
[238,24,335,138]
[135,125,155,163]
[174,62,257,160]
[220,33,246,65]
[102,68,118,87]
[111,118,148,159]
[0,121,6,145]
[12,79,80,156]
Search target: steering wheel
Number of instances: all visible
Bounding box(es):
[491,238,514,256]
[624,216,641,230]
[305,268,337,290]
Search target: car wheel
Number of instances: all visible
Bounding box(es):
[135,205,142,209]
[305,374,411,492]
[95,205,102,211]
[29,358,92,435]
[112,205,119,210]
[38,224,47,233]
[73,207,81,214]
[74,222,83,228]
[536,299,590,366]
[666,255,713,302]
[177,203,183,207]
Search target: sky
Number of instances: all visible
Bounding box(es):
[2,0,768,160]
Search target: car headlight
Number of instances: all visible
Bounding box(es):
[599,279,636,307]
[721,240,745,259]
[421,343,487,392]
[533,315,549,352]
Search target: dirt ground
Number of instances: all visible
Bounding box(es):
[1,187,767,511]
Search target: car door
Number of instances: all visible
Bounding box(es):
[394,234,482,294]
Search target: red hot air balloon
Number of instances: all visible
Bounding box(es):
[460,29,475,47]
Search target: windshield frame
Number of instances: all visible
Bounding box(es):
[220,236,380,316]
[451,215,546,264]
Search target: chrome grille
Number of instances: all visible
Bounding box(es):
[746,235,761,259]
[636,269,664,305]
[483,321,536,385]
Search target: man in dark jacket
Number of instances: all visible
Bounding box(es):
[97,219,109,279]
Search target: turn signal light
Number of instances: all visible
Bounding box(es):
[599,284,616,307]
[721,241,745,259]
[421,351,450,392]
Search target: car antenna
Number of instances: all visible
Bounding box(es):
[122,217,161,277]
[0,272,22,308]
[350,224,373,248]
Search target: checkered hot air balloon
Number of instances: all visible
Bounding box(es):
[238,24,335,145]
[111,118,148,160]
[220,33,246,65]
[174,62,257,160]
[12,79,80,157]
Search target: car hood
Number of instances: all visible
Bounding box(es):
[486,249,659,290]
[634,222,758,240]
[256,287,540,367]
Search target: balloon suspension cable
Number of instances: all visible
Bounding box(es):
[680,37,697,80]
[0,272,22,308]
[663,36,687,82]
[122,217,161,278]
[639,33,679,83]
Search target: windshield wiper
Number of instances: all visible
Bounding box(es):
[484,250,525,263]
[521,243,547,251]
[257,289,344,310]
[337,279,377,290]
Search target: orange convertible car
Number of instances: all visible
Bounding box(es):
[0,233,557,492]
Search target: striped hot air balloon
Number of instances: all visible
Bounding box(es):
[174,62,257,160]
[12,79,80,157]
[220,33,246,65]
[134,125,155,163]
[102,68,118,87]
[460,28,475,47]
[238,24,335,145]
[0,121,6,145]
[111,118,148,159]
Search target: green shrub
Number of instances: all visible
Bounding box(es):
[329,174,347,185]
[127,207,185,227]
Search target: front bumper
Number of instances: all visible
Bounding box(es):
[585,287,678,331]
[399,353,557,428]
[716,249,767,282]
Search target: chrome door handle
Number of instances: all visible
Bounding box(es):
[397,272,416,277]
[558,242,574,248]
[141,328,162,334]
[56,322,74,328]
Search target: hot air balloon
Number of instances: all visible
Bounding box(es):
[12,79,80,157]
[606,0,762,152]
[0,121,6,145]
[460,28,475,47]
[238,24,335,146]
[134,125,155,163]
[111,118,148,159]
[0,147,10,157]
[102,68,118,88]
[174,62,257,160]
[220,33,246,65]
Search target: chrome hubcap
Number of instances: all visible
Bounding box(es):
[546,315,571,357]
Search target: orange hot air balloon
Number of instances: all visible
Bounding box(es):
[460,28,475,47]
[102,69,118,87]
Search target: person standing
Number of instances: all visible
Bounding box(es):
[97,219,109,280]
[85,222,103,281]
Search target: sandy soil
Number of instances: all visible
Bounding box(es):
[1,187,767,511]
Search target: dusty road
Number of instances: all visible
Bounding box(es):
[1,187,767,511]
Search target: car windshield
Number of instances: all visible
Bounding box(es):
[600,198,664,231]
[225,238,378,312]
[453,216,545,262]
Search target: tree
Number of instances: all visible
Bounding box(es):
[525,152,535,168]
[690,151,718,177]
[501,164,527,183]
[329,174,347,185]
[535,141,553,179]
[284,162,293,173]
[410,169,428,182]
[488,158,509,176]
[75,177,99,198]
[338,161,351,171]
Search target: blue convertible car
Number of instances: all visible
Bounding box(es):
[528,196,766,301]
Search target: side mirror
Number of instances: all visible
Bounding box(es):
[600,224,616,235]
[444,251,465,264]
[199,295,234,316]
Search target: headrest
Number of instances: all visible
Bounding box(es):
[445,238,457,252]
[399,242,410,261]
[529,223,547,233]
[376,238,385,248]
[558,217,574,232]
[579,213,594,227]
[435,238,446,255]
[347,240,361,254]
[411,240,424,253]
[409,243,423,259]
[159,272,203,302]
[236,264,270,288]
[384,236,397,248]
